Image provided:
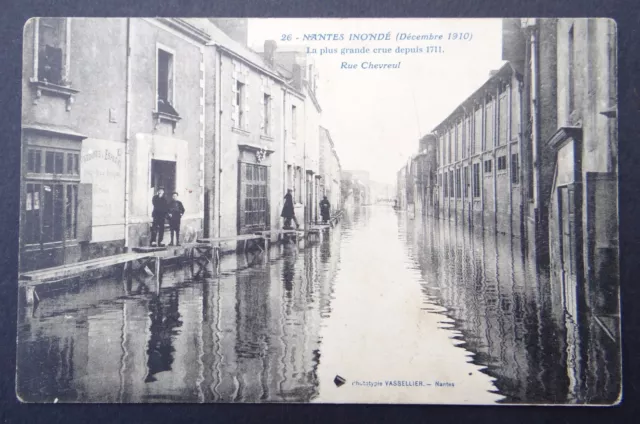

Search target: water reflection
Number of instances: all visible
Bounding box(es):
[16,205,618,404]
[401,213,620,404]
[17,227,342,403]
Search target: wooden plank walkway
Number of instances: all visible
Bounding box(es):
[19,252,155,285]
[18,223,339,306]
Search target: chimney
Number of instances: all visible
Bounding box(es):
[264,40,277,68]
[292,64,303,90]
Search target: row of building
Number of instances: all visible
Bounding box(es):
[397,19,619,345]
[20,18,343,272]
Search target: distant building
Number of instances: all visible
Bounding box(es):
[319,126,342,213]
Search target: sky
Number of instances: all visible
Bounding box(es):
[247,19,506,185]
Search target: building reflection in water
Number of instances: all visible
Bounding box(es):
[16,223,341,403]
[402,213,620,404]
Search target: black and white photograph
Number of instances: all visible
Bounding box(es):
[15,17,620,405]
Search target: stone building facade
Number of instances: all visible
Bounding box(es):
[319,126,342,213]
[21,18,209,271]
[435,63,526,239]
[20,18,344,271]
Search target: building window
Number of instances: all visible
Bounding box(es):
[287,164,293,190]
[37,18,67,85]
[497,155,507,171]
[236,81,245,128]
[292,105,298,140]
[242,163,269,230]
[511,153,520,184]
[485,100,494,150]
[473,163,481,198]
[498,84,508,146]
[461,119,467,159]
[443,173,448,198]
[568,24,575,114]
[455,168,461,198]
[474,106,482,154]
[449,170,454,198]
[295,166,302,203]
[262,94,271,136]
[484,159,492,174]
[157,48,178,116]
[24,146,80,245]
[464,166,469,198]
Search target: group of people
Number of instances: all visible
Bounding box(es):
[280,188,331,229]
[149,187,330,247]
[150,188,185,247]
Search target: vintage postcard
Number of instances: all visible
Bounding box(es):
[16,17,620,405]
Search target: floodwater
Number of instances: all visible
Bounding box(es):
[16,205,620,404]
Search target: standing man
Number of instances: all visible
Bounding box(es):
[150,187,168,247]
[167,192,185,246]
[281,189,299,229]
[319,195,331,224]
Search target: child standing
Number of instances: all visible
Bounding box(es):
[167,192,185,246]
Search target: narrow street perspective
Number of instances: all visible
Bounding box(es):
[16,18,620,405]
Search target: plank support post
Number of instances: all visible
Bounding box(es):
[25,286,39,306]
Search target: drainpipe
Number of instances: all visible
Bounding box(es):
[282,89,287,195]
[216,48,223,238]
[530,27,540,213]
[303,97,307,227]
[123,18,132,250]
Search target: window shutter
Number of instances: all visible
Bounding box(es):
[259,76,265,131]
[243,68,250,130]
[167,56,174,106]
[231,68,238,126]
[76,183,92,242]
[269,80,275,136]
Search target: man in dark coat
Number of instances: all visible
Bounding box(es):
[320,195,331,224]
[150,187,168,247]
[167,192,185,246]
[281,189,299,229]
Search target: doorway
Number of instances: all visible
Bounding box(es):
[151,159,176,195]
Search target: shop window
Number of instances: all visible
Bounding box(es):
[240,163,269,232]
[23,146,81,245]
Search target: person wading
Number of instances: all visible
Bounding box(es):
[150,187,168,247]
[281,189,300,229]
[320,195,331,224]
[167,192,185,246]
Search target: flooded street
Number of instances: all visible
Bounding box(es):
[16,206,618,404]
